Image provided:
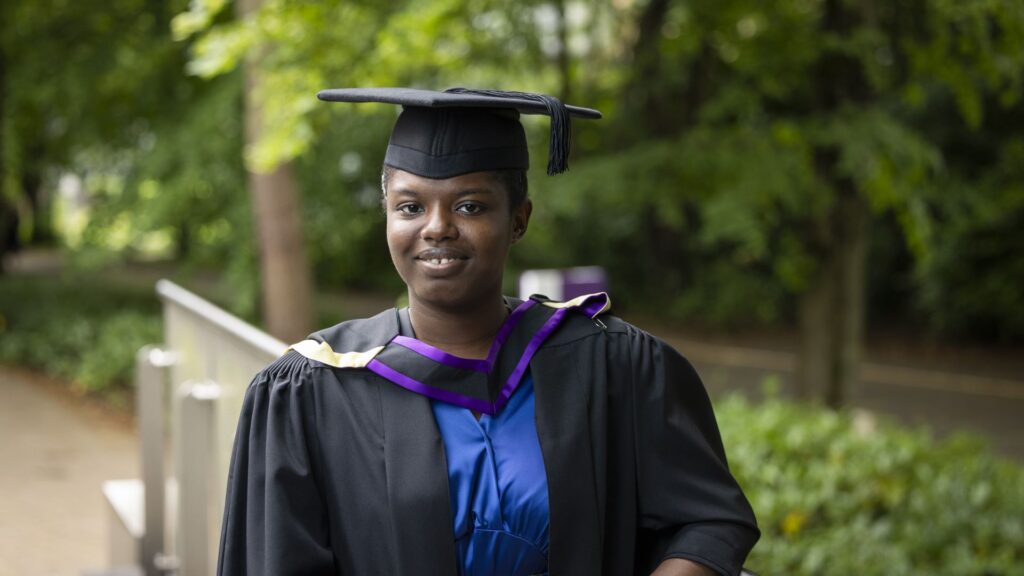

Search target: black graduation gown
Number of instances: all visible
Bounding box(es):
[217,295,759,576]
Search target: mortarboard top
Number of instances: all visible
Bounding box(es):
[316,87,602,179]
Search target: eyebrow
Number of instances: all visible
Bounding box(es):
[390,187,497,199]
[456,188,497,197]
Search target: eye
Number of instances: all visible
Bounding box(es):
[456,202,485,215]
[395,202,423,215]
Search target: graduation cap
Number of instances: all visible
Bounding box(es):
[316,87,602,178]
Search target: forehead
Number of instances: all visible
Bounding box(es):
[387,169,506,197]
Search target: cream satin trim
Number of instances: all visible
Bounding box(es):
[289,339,384,368]
[540,292,611,318]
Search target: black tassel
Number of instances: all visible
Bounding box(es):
[445,87,572,175]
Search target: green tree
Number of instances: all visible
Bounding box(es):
[9,0,1020,395]
[171,0,574,320]
[534,0,1024,406]
[230,0,314,343]
[0,0,199,260]
[2,0,261,317]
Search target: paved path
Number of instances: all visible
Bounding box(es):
[0,366,137,576]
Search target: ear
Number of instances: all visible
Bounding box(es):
[511,198,533,244]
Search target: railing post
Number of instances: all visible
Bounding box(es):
[174,380,222,576]
[153,280,286,575]
[136,346,176,576]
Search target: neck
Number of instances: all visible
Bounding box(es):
[407,293,508,360]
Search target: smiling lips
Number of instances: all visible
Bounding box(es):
[415,249,469,272]
[425,257,459,265]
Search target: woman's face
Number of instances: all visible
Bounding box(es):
[385,169,532,311]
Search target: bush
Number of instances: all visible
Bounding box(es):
[718,391,1024,576]
[0,274,162,397]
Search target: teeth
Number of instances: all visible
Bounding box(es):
[427,258,456,265]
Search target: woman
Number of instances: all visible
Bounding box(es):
[217,88,759,576]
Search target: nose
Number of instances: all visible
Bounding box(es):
[420,206,458,242]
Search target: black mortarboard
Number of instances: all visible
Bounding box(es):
[316,87,602,178]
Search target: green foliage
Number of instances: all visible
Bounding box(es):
[525,125,816,325]
[81,74,246,254]
[524,0,1023,338]
[295,109,396,292]
[914,140,1024,341]
[1,0,195,238]
[5,0,1023,342]
[174,0,556,171]
[0,275,161,395]
[718,391,1024,575]
[72,72,258,317]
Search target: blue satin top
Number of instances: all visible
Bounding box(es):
[430,374,550,576]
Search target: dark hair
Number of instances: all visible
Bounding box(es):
[380,164,529,212]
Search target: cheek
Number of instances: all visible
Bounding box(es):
[385,216,411,248]
[385,220,414,271]
[477,227,514,261]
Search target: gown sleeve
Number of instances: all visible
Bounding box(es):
[627,325,760,576]
[217,351,335,576]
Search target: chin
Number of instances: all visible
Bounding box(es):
[410,281,499,312]
[409,283,466,309]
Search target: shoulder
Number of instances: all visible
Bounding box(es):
[538,297,694,372]
[557,314,682,363]
[602,315,674,351]
[308,307,399,352]
[282,308,399,369]
[530,290,648,345]
[249,308,399,389]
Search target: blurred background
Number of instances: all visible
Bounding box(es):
[1,0,1022,574]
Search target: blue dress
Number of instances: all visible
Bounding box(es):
[430,374,550,576]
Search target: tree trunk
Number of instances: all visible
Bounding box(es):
[796,0,872,408]
[797,249,839,403]
[619,0,669,140]
[554,0,571,104]
[23,170,51,243]
[176,221,190,260]
[0,44,8,274]
[238,0,313,343]
[834,190,868,407]
[797,186,869,408]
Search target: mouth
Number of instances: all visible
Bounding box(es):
[414,249,469,273]
[420,257,462,266]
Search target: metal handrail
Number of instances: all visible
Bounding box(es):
[155,279,286,357]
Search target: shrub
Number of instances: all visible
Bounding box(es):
[0,274,162,396]
[717,391,1024,576]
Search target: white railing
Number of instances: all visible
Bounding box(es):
[102,280,286,576]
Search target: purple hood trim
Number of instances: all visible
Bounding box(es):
[366,359,495,414]
[389,299,537,373]
[368,293,607,414]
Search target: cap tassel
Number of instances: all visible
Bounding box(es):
[445,88,572,175]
